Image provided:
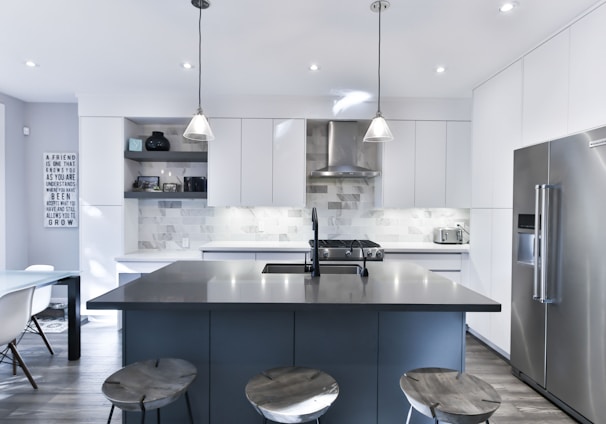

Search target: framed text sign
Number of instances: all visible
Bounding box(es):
[44,152,78,228]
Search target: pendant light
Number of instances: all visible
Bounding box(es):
[364,0,393,142]
[183,0,215,141]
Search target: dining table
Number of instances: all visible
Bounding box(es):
[0,270,81,360]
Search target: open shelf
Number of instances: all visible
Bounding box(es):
[124,151,207,162]
[124,191,207,199]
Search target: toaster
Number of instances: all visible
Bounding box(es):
[433,227,464,244]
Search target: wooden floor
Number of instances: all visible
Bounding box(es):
[0,320,579,423]
[465,336,578,424]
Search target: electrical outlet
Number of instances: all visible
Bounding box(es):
[182,237,190,248]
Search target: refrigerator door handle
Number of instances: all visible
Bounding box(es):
[534,184,555,304]
[533,184,542,301]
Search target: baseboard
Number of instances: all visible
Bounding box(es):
[465,326,511,363]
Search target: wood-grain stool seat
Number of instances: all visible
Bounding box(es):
[102,358,197,424]
[245,366,339,424]
[399,367,501,424]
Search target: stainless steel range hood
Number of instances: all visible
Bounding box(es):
[310,121,380,178]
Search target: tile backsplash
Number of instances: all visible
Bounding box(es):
[137,200,469,250]
[136,120,469,250]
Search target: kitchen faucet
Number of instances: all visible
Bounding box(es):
[311,207,321,277]
[349,240,369,277]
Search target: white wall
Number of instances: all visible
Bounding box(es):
[77,94,471,122]
[0,103,5,269]
[25,103,79,270]
[0,95,79,298]
[0,93,28,269]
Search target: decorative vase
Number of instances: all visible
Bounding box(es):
[145,131,170,151]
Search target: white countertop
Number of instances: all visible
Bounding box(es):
[379,242,469,253]
[116,241,468,262]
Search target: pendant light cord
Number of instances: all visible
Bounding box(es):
[377,2,382,115]
[197,4,202,111]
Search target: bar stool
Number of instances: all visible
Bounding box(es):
[102,358,197,424]
[399,367,501,424]
[245,366,339,424]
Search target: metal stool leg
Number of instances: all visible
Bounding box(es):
[185,391,194,424]
[107,405,115,424]
[157,407,160,423]
[406,405,413,424]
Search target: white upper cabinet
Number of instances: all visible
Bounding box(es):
[273,119,306,207]
[446,121,471,208]
[241,119,273,206]
[208,118,306,207]
[471,61,523,209]
[208,118,242,207]
[569,3,606,134]
[523,30,570,146]
[79,117,124,206]
[379,120,469,208]
[379,120,415,208]
[415,121,447,207]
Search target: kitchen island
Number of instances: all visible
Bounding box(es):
[88,260,499,424]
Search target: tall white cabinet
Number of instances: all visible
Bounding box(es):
[79,117,125,315]
[469,1,606,357]
[569,4,606,134]
[469,60,522,355]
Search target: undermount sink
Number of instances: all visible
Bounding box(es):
[262,263,364,275]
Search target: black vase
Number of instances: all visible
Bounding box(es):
[145,131,170,151]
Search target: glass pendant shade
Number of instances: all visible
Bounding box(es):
[183,108,215,141]
[364,113,393,142]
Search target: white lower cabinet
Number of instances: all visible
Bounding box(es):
[383,252,465,283]
[202,251,307,261]
[79,205,123,315]
[467,208,512,356]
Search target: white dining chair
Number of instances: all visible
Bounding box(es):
[0,286,38,389]
[24,264,55,355]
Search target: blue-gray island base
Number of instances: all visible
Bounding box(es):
[88,260,500,424]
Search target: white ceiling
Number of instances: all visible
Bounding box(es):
[0,0,603,103]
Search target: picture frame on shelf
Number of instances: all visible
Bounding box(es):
[128,138,143,152]
[163,183,179,192]
[135,176,160,191]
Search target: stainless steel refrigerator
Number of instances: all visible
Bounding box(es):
[511,126,606,424]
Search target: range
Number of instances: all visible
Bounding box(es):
[308,239,384,261]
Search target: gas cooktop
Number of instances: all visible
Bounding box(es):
[308,239,384,261]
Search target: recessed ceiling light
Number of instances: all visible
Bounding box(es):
[499,2,517,13]
[309,63,320,71]
[182,62,194,69]
[436,66,446,74]
[25,60,38,68]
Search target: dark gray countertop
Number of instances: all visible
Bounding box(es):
[87,260,500,312]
